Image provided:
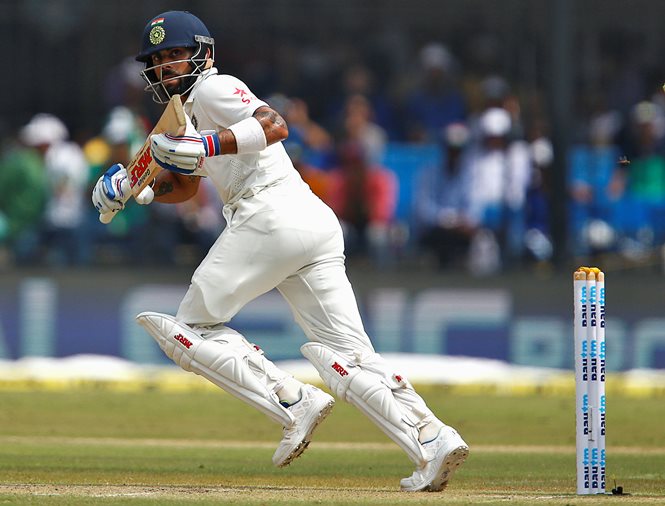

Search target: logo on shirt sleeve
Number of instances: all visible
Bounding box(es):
[234,87,252,105]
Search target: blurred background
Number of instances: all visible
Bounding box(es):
[1,0,665,379]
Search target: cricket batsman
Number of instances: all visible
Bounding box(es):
[91,10,468,491]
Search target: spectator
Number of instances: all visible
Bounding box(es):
[465,108,532,272]
[415,122,476,269]
[286,143,331,203]
[611,100,665,246]
[269,93,334,170]
[326,64,400,140]
[176,176,225,262]
[621,101,665,197]
[103,55,148,111]
[524,135,554,264]
[339,94,388,165]
[84,106,153,264]
[102,106,149,165]
[327,142,398,265]
[467,75,523,142]
[568,108,623,257]
[403,43,466,143]
[0,134,47,265]
[19,114,90,266]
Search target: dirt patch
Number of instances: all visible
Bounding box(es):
[0,484,663,505]
[0,483,490,504]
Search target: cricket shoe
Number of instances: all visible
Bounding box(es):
[400,425,469,492]
[272,385,335,467]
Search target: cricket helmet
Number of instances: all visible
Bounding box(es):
[136,11,215,103]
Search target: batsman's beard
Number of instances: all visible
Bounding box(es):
[162,73,189,96]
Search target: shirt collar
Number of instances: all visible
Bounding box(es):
[185,67,218,104]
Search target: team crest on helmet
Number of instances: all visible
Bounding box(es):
[149,25,166,45]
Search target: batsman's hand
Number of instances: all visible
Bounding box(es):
[92,164,154,222]
[151,115,220,174]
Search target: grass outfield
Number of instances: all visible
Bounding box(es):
[0,386,663,505]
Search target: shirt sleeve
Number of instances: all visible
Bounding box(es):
[196,74,269,128]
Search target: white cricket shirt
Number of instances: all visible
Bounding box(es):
[184,68,296,205]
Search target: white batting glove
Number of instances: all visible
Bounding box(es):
[151,116,221,174]
[92,163,154,215]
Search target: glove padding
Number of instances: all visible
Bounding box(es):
[92,163,154,215]
[151,114,219,174]
[151,133,204,174]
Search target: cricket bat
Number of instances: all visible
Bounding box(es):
[99,94,187,224]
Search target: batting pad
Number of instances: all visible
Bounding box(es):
[301,342,426,466]
[136,312,295,428]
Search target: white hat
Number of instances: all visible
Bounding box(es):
[632,101,662,125]
[531,137,554,166]
[102,107,136,145]
[444,122,470,147]
[631,101,665,139]
[479,108,511,137]
[589,110,622,145]
[19,113,68,146]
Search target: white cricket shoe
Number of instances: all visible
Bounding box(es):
[272,385,335,467]
[400,425,469,492]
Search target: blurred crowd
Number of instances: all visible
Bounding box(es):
[2,40,665,274]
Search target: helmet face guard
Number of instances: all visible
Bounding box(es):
[140,38,214,104]
[136,11,215,104]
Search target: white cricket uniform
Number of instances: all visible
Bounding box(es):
[159,69,442,466]
[176,68,374,358]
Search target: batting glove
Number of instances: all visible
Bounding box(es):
[92,163,154,215]
[151,121,221,175]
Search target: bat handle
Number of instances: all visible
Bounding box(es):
[99,210,118,224]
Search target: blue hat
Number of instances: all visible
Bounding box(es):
[136,11,213,63]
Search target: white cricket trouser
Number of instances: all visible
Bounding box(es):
[177,176,373,356]
[176,175,437,432]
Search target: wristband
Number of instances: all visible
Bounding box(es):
[201,131,221,157]
[227,117,268,154]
